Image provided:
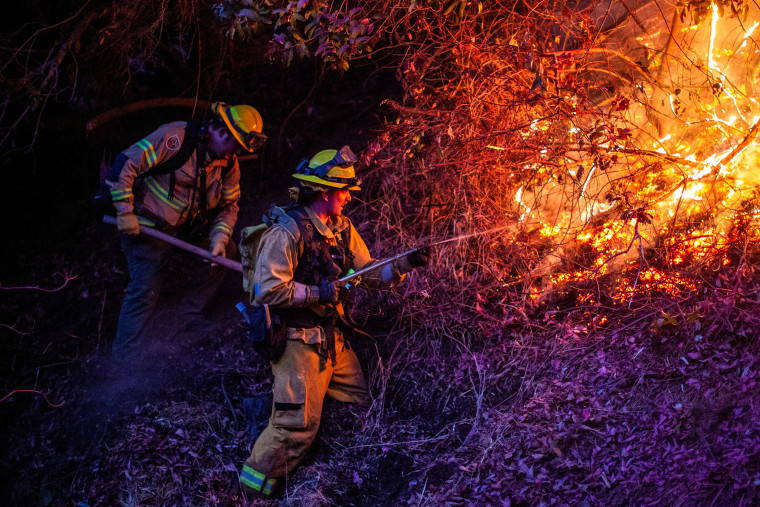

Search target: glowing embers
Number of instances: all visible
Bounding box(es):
[663,228,718,265]
[539,223,563,238]
[518,5,760,312]
[577,221,639,274]
[613,267,698,303]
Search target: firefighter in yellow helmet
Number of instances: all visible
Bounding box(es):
[238,146,429,499]
[106,102,266,360]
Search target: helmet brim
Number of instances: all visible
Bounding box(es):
[221,115,254,152]
[292,174,361,191]
[215,102,264,153]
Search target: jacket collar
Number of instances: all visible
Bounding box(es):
[303,204,349,239]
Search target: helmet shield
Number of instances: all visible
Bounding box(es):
[244,130,268,151]
[213,102,266,152]
[293,146,361,190]
[309,145,357,176]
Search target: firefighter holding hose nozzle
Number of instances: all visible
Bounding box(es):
[237,146,429,499]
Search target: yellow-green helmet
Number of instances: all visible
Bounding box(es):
[212,102,267,152]
[293,146,361,190]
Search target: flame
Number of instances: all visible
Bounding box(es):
[521,4,760,305]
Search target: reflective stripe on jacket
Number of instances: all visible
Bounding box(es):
[106,121,240,242]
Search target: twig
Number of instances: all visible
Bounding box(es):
[619,0,648,34]
[1,9,99,149]
[277,71,320,165]
[714,118,760,173]
[0,389,64,407]
[648,6,683,137]
[606,147,702,168]
[592,220,642,276]
[0,272,76,292]
[21,361,78,375]
[539,48,656,86]
[628,234,646,309]
[416,476,429,507]
[616,300,681,332]
[382,99,447,118]
[97,292,106,351]
[220,375,238,434]
[344,434,448,449]
[0,320,35,335]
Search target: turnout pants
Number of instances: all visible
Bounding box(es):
[241,335,367,495]
[112,233,230,360]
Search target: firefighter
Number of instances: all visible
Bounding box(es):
[107,102,266,360]
[238,146,429,498]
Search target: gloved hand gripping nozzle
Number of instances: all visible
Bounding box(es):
[337,244,432,286]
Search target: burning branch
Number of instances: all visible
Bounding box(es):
[608,147,702,168]
[713,118,760,174]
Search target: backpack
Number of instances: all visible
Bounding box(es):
[237,209,292,361]
[239,221,271,305]
[237,206,364,362]
[237,205,314,361]
[93,119,203,217]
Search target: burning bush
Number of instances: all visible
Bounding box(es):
[347,0,760,504]
[348,0,756,323]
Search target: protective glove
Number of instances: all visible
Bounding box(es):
[406,246,431,268]
[210,238,227,258]
[209,230,228,258]
[116,212,140,235]
[317,279,341,304]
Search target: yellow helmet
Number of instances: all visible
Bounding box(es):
[293,146,361,190]
[212,102,267,152]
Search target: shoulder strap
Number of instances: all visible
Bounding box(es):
[340,216,355,270]
[284,205,312,260]
[142,119,201,177]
